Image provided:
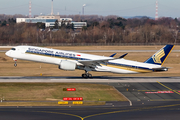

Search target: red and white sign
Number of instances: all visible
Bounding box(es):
[72,97,83,101]
[145,91,174,94]
[63,97,72,101]
[63,97,83,101]
[66,88,76,91]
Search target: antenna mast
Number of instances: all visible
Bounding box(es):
[29,0,32,18]
[51,0,54,15]
[155,0,158,20]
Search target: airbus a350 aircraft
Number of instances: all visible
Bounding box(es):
[5,45,174,78]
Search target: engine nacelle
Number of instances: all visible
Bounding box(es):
[58,60,76,71]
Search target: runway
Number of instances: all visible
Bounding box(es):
[0,76,180,83]
[0,76,180,120]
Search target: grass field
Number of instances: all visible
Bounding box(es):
[0,83,127,106]
[0,83,127,101]
[1,45,180,50]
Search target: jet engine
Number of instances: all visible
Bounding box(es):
[58,60,76,71]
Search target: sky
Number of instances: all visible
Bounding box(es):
[0,0,180,18]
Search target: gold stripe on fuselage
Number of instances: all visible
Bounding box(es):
[25,52,152,73]
[106,65,152,73]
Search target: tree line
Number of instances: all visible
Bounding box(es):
[0,15,180,44]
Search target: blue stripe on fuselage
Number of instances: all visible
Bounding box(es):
[26,50,153,71]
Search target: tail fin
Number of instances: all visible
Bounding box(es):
[144,45,174,65]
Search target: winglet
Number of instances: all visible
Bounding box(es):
[109,53,117,57]
[144,45,174,65]
[119,53,128,58]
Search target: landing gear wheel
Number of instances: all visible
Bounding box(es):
[14,63,17,67]
[82,74,88,78]
[13,59,17,67]
[82,73,92,78]
[87,74,92,78]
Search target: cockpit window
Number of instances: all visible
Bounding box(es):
[11,48,16,51]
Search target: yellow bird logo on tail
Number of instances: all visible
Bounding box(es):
[152,49,165,64]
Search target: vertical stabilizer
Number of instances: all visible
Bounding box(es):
[144,45,174,65]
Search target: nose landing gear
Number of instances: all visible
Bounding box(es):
[13,58,17,67]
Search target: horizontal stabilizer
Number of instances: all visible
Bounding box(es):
[152,67,169,72]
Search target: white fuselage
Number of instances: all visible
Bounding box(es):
[5,46,161,74]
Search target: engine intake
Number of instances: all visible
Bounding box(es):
[58,60,76,71]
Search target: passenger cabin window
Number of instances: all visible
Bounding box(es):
[11,48,16,51]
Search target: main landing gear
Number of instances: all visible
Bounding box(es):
[82,72,92,78]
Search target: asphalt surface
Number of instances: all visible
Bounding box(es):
[0,102,180,120]
[0,76,180,120]
[0,76,180,83]
[107,82,180,102]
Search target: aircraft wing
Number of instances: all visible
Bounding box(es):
[78,53,128,67]
[78,59,112,66]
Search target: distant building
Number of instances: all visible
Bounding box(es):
[37,15,60,21]
[60,18,72,22]
[16,15,87,29]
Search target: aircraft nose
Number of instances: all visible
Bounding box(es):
[5,50,11,57]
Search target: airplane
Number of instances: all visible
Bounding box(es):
[5,44,174,78]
